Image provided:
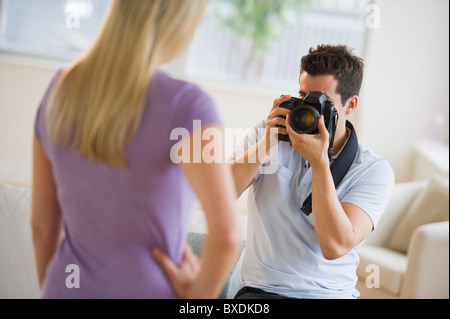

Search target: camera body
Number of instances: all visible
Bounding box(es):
[277,91,338,145]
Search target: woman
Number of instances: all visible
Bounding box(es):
[31,0,239,299]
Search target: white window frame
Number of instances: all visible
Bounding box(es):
[0,0,370,92]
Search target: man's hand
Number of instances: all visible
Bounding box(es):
[263,95,292,151]
[153,244,202,299]
[286,114,330,168]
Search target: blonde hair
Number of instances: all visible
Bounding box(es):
[47,0,210,166]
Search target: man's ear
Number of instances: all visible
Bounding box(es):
[345,95,358,116]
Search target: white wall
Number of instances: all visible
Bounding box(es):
[357,0,449,182]
[0,58,281,188]
[1,0,449,187]
[0,60,56,186]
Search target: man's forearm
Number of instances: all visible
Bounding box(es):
[230,139,270,198]
[310,162,356,260]
[230,96,289,198]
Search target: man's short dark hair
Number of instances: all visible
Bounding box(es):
[301,45,364,105]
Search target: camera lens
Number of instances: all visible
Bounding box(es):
[290,107,318,134]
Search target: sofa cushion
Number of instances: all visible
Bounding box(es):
[387,176,449,253]
[0,184,41,298]
[188,232,245,299]
[357,245,408,296]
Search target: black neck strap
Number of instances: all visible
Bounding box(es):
[300,121,358,216]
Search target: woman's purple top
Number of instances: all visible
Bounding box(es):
[34,70,221,298]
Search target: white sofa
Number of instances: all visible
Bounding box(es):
[1,177,448,299]
[356,178,449,299]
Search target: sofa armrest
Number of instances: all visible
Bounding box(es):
[364,180,428,246]
[400,221,449,299]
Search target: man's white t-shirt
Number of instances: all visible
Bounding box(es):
[229,121,395,299]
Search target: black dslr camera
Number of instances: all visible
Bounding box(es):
[277,91,338,158]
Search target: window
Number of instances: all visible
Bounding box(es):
[0,0,111,61]
[185,0,370,91]
[0,0,370,90]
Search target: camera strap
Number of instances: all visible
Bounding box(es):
[300,121,358,216]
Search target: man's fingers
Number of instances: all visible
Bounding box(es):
[317,116,329,140]
[271,94,291,111]
[285,113,291,134]
[270,107,291,119]
[267,116,287,128]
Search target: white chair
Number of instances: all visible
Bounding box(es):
[356,178,449,299]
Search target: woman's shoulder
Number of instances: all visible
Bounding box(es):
[151,70,220,129]
[154,69,210,102]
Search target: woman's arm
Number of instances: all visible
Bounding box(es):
[153,124,241,299]
[31,137,63,289]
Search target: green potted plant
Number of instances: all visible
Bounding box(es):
[210,0,310,79]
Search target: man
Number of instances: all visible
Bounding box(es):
[229,45,395,299]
